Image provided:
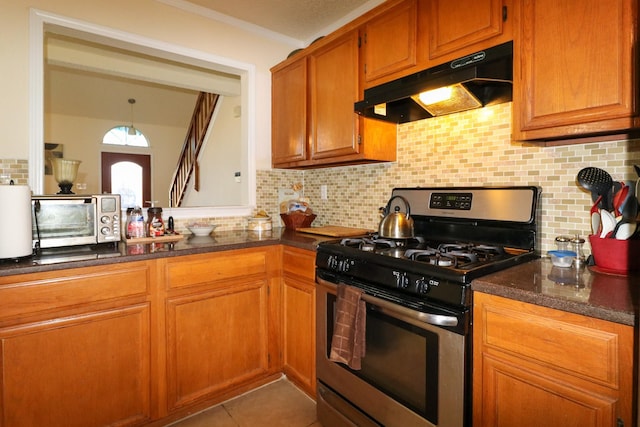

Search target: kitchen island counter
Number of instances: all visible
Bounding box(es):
[472,258,637,326]
[0,228,335,277]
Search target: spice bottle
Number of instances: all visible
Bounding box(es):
[127,207,145,238]
[147,206,165,237]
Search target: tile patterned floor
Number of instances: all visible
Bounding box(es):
[169,379,321,427]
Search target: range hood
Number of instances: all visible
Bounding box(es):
[355,41,513,124]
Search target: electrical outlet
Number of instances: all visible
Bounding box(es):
[320,185,328,200]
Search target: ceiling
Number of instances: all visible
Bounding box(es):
[47,0,385,127]
[174,0,385,42]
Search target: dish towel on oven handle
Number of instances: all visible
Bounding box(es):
[329,284,366,370]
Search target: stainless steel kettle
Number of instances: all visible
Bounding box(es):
[378,195,414,239]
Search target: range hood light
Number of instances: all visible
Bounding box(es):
[374,103,388,116]
[411,83,482,116]
[415,86,453,105]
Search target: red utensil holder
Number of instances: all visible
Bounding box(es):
[589,235,640,274]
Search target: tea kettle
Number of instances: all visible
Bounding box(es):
[378,195,414,239]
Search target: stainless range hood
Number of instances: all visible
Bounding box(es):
[355,41,513,124]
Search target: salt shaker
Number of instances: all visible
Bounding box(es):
[555,235,571,251]
[571,235,586,268]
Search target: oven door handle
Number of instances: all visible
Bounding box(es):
[318,277,459,328]
[364,294,459,327]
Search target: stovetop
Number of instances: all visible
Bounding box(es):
[315,186,541,309]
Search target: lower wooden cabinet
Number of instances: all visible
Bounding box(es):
[0,247,284,427]
[160,247,282,414]
[0,261,154,427]
[282,246,316,397]
[473,292,633,427]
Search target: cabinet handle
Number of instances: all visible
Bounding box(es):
[502,5,507,22]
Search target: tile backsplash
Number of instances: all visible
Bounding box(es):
[260,102,640,254]
[0,159,28,185]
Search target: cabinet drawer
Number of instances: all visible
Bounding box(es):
[283,247,315,281]
[478,294,623,388]
[0,262,152,320]
[165,249,269,289]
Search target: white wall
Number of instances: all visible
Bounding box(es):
[182,95,244,207]
[0,0,295,169]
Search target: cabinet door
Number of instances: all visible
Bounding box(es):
[513,0,638,142]
[0,305,151,427]
[309,31,361,160]
[473,292,633,427]
[428,0,511,60]
[479,356,616,427]
[363,0,418,83]
[282,247,316,396]
[272,57,308,166]
[165,279,270,410]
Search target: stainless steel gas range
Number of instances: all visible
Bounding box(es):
[315,186,540,427]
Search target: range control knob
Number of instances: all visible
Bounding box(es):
[100,215,111,224]
[339,258,353,273]
[416,277,430,294]
[328,255,339,270]
[393,271,409,289]
[100,226,111,236]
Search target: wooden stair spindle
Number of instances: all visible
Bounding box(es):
[169,92,219,207]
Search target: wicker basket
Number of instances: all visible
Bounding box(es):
[280,212,317,229]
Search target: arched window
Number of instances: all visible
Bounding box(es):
[103,126,149,147]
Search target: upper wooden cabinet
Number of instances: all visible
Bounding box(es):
[271,57,307,165]
[362,0,421,86]
[513,0,639,143]
[427,0,513,62]
[271,30,396,169]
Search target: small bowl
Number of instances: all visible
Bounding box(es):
[547,250,576,268]
[187,224,216,237]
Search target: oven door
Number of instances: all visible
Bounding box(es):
[316,277,469,427]
[32,198,98,249]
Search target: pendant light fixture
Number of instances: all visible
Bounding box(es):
[128,98,137,136]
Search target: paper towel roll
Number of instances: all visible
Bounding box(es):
[0,185,33,259]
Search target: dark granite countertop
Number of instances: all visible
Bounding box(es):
[472,258,638,326]
[2,231,636,326]
[0,228,335,277]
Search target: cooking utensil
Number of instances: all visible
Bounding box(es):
[612,183,629,217]
[590,195,602,235]
[577,167,614,211]
[599,209,616,238]
[379,195,414,239]
[614,221,637,240]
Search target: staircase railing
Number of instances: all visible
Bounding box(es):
[169,92,219,207]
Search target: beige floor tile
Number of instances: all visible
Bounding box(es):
[169,405,236,427]
[170,379,318,427]
[224,379,317,427]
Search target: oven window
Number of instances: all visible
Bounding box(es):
[32,202,95,239]
[327,294,439,423]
